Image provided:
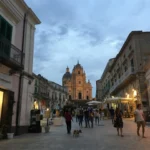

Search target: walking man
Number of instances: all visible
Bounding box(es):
[64,110,72,134]
[84,108,90,128]
[134,104,146,138]
[109,107,115,124]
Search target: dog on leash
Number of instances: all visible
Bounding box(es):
[73,130,82,137]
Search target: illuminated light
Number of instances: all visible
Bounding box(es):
[0,91,4,120]
[126,93,130,98]
[47,108,49,111]
[133,90,137,97]
[34,101,39,109]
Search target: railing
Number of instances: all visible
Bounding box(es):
[0,34,24,69]
[110,67,135,93]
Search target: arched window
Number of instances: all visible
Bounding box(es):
[87,96,89,100]
[79,81,81,84]
[78,71,80,74]
[78,92,82,99]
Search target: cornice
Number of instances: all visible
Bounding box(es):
[0,0,23,22]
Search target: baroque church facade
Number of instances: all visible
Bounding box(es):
[62,62,92,100]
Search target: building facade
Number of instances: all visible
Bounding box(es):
[0,0,40,135]
[96,31,150,111]
[31,74,68,116]
[62,62,92,100]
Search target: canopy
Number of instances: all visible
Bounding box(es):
[104,97,133,104]
[87,101,102,105]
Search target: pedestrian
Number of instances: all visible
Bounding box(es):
[134,104,146,138]
[109,107,115,124]
[95,110,100,125]
[78,108,84,127]
[114,108,124,137]
[84,108,90,128]
[89,110,94,128]
[75,109,79,122]
[64,110,72,134]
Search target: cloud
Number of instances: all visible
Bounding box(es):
[25,0,150,97]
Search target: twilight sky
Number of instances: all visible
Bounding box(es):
[25,0,150,97]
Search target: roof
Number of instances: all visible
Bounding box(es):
[20,0,41,24]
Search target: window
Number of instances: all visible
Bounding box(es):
[78,71,80,74]
[87,96,89,100]
[35,87,38,93]
[0,15,13,41]
[0,15,13,58]
[79,81,81,84]
[87,91,88,93]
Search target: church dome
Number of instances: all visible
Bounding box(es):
[63,72,71,79]
[63,67,71,80]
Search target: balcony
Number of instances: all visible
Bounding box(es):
[110,67,135,94]
[0,34,24,70]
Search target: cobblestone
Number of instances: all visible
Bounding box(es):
[0,119,150,150]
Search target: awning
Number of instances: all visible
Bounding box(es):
[104,97,133,104]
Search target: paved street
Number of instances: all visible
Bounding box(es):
[0,119,150,150]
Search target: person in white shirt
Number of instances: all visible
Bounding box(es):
[134,104,146,138]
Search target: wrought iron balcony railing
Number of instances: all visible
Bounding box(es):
[0,34,24,70]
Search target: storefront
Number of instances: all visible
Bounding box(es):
[0,88,14,133]
[105,97,136,118]
[0,91,4,123]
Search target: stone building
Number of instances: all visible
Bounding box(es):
[0,0,40,135]
[62,62,92,100]
[31,74,68,115]
[96,59,115,101]
[96,31,150,111]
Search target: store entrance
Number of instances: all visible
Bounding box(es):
[0,91,4,124]
[0,89,14,133]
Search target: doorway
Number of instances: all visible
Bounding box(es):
[78,92,82,99]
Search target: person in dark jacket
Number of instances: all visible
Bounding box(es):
[64,110,72,134]
[84,108,90,128]
[109,107,115,124]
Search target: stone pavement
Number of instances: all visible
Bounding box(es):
[1,119,150,150]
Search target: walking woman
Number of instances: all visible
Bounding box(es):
[114,108,124,137]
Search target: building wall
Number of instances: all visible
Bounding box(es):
[0,0,40,134]
[97,31,150,110]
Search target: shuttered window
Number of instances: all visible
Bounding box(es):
[0,15,12,41]
[0,15,13,58]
